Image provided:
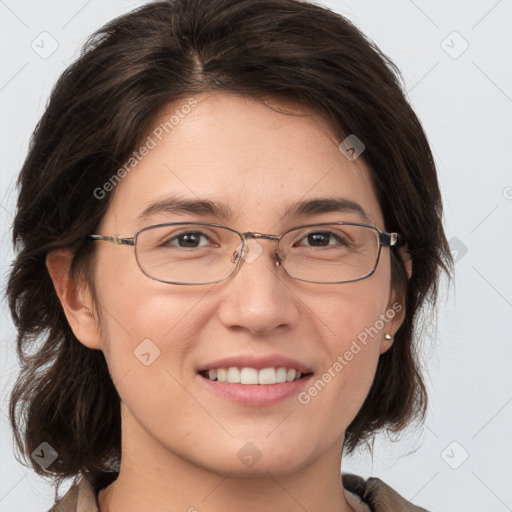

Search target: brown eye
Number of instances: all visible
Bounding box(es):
[300,231,346,247]
[163,231,210,248]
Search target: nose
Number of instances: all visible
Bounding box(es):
[216,238,300,336]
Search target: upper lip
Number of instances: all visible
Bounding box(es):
[197,355,313,374]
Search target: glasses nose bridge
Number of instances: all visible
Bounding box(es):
[242,232,280,242]
[240,231,284,263]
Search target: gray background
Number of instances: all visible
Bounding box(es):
[1,1,511,511]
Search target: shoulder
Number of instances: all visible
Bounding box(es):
[48,472,118,512]
[342,473,432,512]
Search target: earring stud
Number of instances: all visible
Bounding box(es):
[384,332,393,340]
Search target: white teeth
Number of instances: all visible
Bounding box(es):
[276,367,287,383]
[204,366,305,385]
[240,367,259,384]
[258,367,276,385]
[227,367,241,384]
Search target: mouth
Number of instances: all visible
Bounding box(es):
[196,355,314,406]
[199,366,313,385]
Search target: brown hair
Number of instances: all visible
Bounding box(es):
[7,0,452,488]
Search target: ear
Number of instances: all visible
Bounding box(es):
[379,246,412,355]
[46,249,102,350]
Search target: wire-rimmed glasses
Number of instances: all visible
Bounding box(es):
[87,221,405,285]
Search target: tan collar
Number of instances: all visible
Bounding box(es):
[50,472,430,512]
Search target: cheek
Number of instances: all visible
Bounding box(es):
[299,256,394,413]
[92,247,213,381]
[313,253,393,349]
[97,287,206,375]
[93,283,216,443]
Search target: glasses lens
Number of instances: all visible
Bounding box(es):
[134,223,380,285]
[135,223,242,284]
[280,224,380,283]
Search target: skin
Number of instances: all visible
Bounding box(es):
[47,92,410,512]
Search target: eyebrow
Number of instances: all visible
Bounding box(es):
[286,197,372,224]
[137,196,372,225]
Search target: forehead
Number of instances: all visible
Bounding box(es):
[103,92,384,231]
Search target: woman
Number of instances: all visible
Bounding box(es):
[7,0,451,510]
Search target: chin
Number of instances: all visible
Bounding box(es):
[186,437,317,478]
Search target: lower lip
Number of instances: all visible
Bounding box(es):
[198,374,313,407]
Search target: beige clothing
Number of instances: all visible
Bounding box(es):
[49,472,431,511]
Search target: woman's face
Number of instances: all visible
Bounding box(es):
[84,92,402,476]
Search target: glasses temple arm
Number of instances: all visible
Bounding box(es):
[87,234,135,246]
[379,232,406,248]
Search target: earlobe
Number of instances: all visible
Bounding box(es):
[379,332,393,355]
[380,248,411,355]
[46,249,102,350]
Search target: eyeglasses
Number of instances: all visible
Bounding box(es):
[87,221,404,285]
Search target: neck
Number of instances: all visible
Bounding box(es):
[98,413,356,512]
